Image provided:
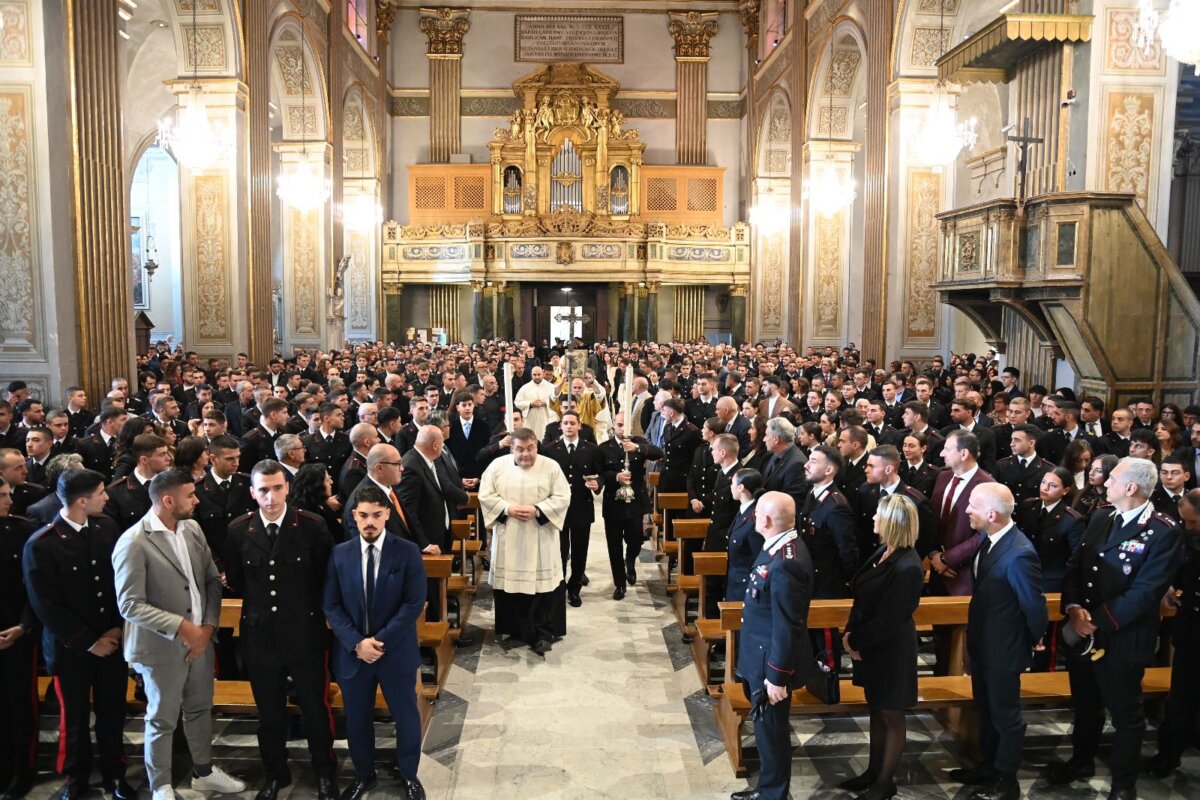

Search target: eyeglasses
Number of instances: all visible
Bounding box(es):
[380,461,403,467]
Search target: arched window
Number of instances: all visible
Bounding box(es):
[503,166,523,215]
[609,165,630,216]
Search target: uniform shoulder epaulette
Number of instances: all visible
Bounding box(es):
[1065,506,1084,519]
[9,513,29,523]
[235,471,250,480]
[1151,511,1178,526]
[108,476,131,489]
[229,511,255,527]
[781,538,800,560]
[828,490,849,506]
[296,508,325,524]
[903,485,926,501]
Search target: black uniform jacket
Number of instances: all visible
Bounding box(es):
[737,531,814,690]
[1061,505,1182,664]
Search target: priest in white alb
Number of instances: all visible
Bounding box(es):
[478,427,572,655]
[513,365,556,440]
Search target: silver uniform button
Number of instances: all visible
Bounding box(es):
[269,560,275,566]
[270,590,276,596]
[269,575,275,581]
[271,606,277,612]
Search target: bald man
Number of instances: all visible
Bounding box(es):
[715,395,753,457]
[952,483,1047,800]
[398,426,466,556]
[732,491,814,800]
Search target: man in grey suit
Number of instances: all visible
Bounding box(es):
[112,470,247,800]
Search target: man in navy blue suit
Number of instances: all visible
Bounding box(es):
[731,491,814,800]
[951,482,1047,800]
[323,485,427,800]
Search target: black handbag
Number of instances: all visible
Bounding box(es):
[806,651,841,705]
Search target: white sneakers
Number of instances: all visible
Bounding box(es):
[191,766,248,795]
[151,788,175,800]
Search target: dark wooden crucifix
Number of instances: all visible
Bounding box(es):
[1008,116,1044,207]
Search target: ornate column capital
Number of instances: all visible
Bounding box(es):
[737,0,760,49]
[729,284,749,297]
[668,12,719,60]
[646,280,661,294]
[419,7,471,56]
[377,1,400,45]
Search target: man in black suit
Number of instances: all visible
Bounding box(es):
[73,409,125,482]
[397,426,465,557]
[950,483,1047,800]
[239,397,288,470]
[1103,409,1134,459]
[915,378,951,430]
[730,491,813,800]
[22,470,134,800]
[856,445,935,558]
[541,412,604,607]
[684,373,719,428]
[599,412,662,599]
[62,386,95,441]
[1150,457,1190,520]
[222,461,337,800]
[943,397,997,473]
[345,444,422,553]
[863,400,901,447]
[1079,396,1109,439]
[337,423,380,505]
[655,398,700,494]
[715,396,752,457]
[1048,458,1183,799]
[102,433,170,531]
[900,401,946,468]
[1039,401,1107,466]
[446,392,492,485]
[542,395,596,445]
[303,403,352,485]
[761,417,808,512]
[147,394,189,441]
[800,444,859,599]
[835,426,870,510]
[194,436,254,566]
[992,425,1052,507]
[24,428,52,487]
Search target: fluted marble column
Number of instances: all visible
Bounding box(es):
[641,282,660,342]
[246,0,275,364]
[729,284,747,345]
[66,0,134,397]
[668,12,718,166]
[420,8,470,163]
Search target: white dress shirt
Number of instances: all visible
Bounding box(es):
[360,531,387,593]
[974,520,1015,576]
[144,510,203,625]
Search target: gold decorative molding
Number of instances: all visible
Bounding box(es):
[0,88,38,350]
[668,11,719,60]
[194,175,231,339]
[737,0,759,49]
[904,169,941,341]
[729,283,749,297]
[376,0,400,45]
[419,7,471,56]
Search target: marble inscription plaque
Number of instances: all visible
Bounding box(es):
[515,15,623,64]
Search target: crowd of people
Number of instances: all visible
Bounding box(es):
[0,336,1197,800]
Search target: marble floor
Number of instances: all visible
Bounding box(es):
[22,527,1200,799]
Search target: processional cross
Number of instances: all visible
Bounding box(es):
[1008,116,1045,208]
[554,308,591,340]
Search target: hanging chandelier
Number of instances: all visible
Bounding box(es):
[276,58,330,211]
[155,3,233,169]
[913,85,978,167]
[1134,0,1200,74]
[806,159,857,218]
[341,194,383,231]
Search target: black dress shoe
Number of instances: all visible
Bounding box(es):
[104,779,137,800]
[339,775,377,800]
[1045,759,1094,785]
[567,591,582,607]
[626,563,637,585]
[581,573,590,586]
[730,790,760,799]
[56,781,83,800]
[1107,786,1136,800]
[2,775,34,800]
[531,639,551,657]
[397,776,426,800]
[838,772,877,791]
[316,777,339,800]
[454,635,474,648]
[855,782,897,800]
[1145,752,1180,779]
[970,778,1018,800]
[612,586,626,600]
[256,779,291,800]
[949,765,993,784]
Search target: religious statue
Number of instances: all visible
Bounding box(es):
[534,98,555,133]
[579,99,599,133]
[328,255,351,322]
[608,109,626,138]
[509,110,524,140]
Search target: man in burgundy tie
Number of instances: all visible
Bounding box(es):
[927,430,994,674]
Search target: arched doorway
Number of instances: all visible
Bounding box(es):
[129,145,184,341]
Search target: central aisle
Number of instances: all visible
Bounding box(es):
[418,527,743,799]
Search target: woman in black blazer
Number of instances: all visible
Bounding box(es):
[724,468,766,602]
[837,493,925,800]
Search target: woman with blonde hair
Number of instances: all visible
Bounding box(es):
[837,493,925,800]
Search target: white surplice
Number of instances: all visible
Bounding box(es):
[513,378,557,439]
[479,454,571,594]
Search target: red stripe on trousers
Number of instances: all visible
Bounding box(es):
[52,676,67,775]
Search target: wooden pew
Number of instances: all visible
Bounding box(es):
[419,554,455,699]
[448,518,479,633]
[712,594,1176,777]
[668,519,712,640]
[655,492,691,580]
[691,551,730,693]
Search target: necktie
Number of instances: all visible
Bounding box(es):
[365,543,376,633]
[267,522,278,549]
[388,489,409,526]
[463,421,471,438]
[1090,423,1099,437]
[1019,458,1027,470]
[941,475,962,526]
[220,480,230,491]
[568,443,575,455]
[976,533,992,575]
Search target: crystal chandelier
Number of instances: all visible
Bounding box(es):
[913,86,978,167]
[275,60,330,211]
[1160,0,1200,75]
[807,159,857,218]
[155,3,232,169]
[341,194,383,231]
